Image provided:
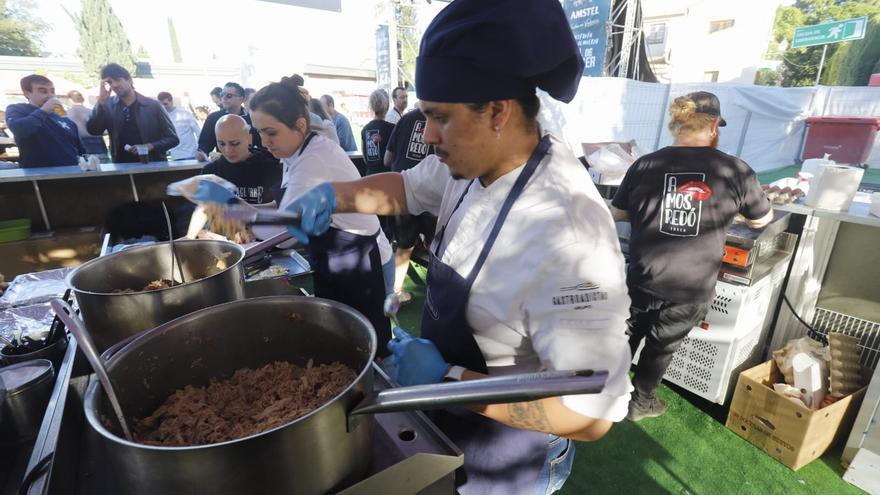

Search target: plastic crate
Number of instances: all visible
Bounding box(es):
[0,219,31,243]
[632,261,789,404]
[664,322,765,403]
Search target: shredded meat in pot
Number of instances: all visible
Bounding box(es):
[133,360,356,446]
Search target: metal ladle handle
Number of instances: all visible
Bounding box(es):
[351,369,608,416]
[50,298,134,441]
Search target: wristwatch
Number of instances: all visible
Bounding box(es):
[443,365,466,382]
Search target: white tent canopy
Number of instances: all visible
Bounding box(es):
[539,77,880,172]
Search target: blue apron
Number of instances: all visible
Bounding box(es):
[306,228,390,357]
[298,132,391,357]
[422,136,559,494]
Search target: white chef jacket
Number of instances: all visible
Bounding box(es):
[167,107,201,160]
[401,133,633,422]
[278,134,392,264]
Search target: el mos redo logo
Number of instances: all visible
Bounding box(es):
[660,173,713,237]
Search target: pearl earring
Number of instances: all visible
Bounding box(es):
[495,126,501,140]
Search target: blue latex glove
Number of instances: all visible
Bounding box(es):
[192,180,237,204]
[387,327,449,386]
[283,182,336,245]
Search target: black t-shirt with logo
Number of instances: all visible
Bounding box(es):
[200,149,282,204]
[361,119,396,175]
[612,146,771,303]
[386,109,433,172]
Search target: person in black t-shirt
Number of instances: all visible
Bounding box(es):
[187,114,281,240]
[610,91,773,422]
[383,106,436,302]
[361,89,395,176]
[362,89,396,243]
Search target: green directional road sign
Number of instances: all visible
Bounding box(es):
[792,16,868,49]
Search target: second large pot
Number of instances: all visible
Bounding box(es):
[67,240,245,353]
[84,296,606,495]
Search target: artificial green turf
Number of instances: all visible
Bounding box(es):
[395,261,429,333]
[559,383,864,495]
[290,252,863,494]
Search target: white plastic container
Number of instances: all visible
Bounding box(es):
[801,153,834,177]
[804,164,865,211]
[792,352,826,410]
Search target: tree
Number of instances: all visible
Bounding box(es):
[0,0,48,56]
[754,67,783,86]
[66,0,137,81]
[771,0,880,86]
[168,17,182,63]
[824,15,880,85]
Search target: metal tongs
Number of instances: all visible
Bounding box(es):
[222,203,303,228]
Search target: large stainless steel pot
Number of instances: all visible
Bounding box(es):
[83,296,606,495]
[67,240,245,352]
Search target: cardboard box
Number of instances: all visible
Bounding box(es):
[726,360,865,470]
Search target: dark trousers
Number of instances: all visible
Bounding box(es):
[626,286,709,405]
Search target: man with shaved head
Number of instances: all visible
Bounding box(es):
[200,114,281,204]
[185,114,283,241]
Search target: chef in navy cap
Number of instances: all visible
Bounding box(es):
[282,1,632,492]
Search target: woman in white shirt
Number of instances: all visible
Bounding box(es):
[248,78,394,355]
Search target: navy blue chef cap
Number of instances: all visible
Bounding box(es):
[415,0,585,104]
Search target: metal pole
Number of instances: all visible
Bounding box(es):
[653,83,672,150]
[32,180,51,231]
[619,0,637,79]
[128,174,139,202]
[815,44,828,86]
[736,111,753,157]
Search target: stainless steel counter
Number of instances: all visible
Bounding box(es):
[0,160,203,231]
[0,160,202,184]
[774,194,880,229]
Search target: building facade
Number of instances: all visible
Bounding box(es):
[642,0,786,84]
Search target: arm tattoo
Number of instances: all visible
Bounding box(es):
[507,400,553,432]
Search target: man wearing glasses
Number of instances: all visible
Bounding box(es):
[197,82,262,161]
[87,63,178,163]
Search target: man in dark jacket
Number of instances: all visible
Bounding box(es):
[86,63,178,163]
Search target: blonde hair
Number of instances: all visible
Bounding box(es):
[368,89,389,118]
[667,96,717,136]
